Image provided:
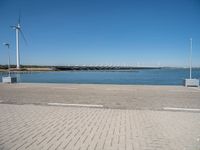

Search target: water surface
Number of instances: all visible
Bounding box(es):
[0,68,200,85]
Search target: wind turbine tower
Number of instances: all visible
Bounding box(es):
[16,22,20,69]
[11,16,27,69]
[11,20,20,69]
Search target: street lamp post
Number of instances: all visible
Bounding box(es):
[184,38,199,87]
[2,43,17,83]
[189,38,192,79]
[3,43,11,77]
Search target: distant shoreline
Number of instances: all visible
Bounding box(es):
[0,65,199,72]
[0,65,162,72]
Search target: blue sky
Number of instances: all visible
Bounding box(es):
[0,0,200,67]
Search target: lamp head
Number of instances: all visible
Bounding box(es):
[3,43,10,48]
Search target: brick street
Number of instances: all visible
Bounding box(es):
[0,104,200,150]
[1,83,200,150]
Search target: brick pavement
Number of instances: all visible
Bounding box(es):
[0,104,200,150]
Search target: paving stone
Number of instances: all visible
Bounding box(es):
[0,104,200,150]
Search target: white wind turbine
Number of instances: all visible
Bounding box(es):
[10,15,27,69]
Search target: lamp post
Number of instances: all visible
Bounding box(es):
[2,43,17,83]
[3,43,11,77]
[189,38,192,79]
[184,38,199,87]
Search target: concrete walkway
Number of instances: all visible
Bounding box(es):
[0,104,200,150]
[0,83,200,110]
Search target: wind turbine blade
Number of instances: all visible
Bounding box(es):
[18,10,21,24]
[19,29,28,45]
[10,25,16,29]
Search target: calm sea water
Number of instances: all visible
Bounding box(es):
[0,68,200,85]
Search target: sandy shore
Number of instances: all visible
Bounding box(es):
[0,67,53,72]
